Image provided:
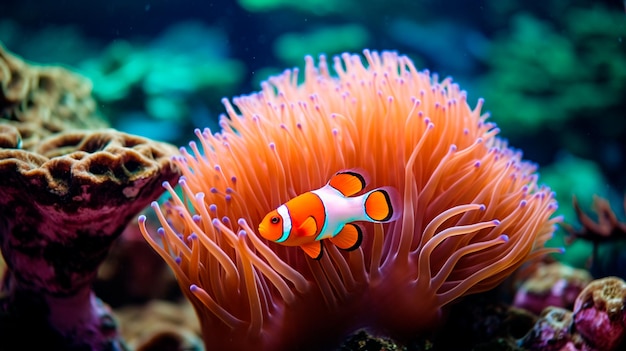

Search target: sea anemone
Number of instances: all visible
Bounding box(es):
[139,50,560,350]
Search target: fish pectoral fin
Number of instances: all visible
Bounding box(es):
[327,170,367,197]
[330,223,363,251]
[301,241,323,260]
[297,216,318,237]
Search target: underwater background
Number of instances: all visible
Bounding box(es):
[1,0,626,350]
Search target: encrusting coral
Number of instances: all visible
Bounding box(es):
[513,261,592,315]
[518,306,573,351]
[519,276,626,351]
[0,128,179,350]
[0,42,106,150]
[139,50,561,350]
[572,276,626,351]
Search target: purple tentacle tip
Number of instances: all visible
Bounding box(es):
[157,228,165,236]
[138,215,146,223]
[188,233,198,241]
[190,284,199,292]
[209,204,217,212]
[238,218,246,226]
[175,256,182,264]
[478,204,486,211]
[192,215,201,222]
[492,220,501,226]
[500,235,509,242]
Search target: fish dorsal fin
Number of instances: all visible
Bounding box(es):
[330,223,363,251]
[301,241,323,260]
[328,170,367,197]
[297,216,318,237]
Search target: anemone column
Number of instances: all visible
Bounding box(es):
[0,129,179,350]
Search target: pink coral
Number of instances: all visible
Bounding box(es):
[139,50,560,350]
[572,276,626,350]
[519,306,573,351]
[0,130,179,350]
[513,262,592,315]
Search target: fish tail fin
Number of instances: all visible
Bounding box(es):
[363,186,402,222]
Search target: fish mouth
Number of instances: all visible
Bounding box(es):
[258,223,282,241]
[258,223,269,239]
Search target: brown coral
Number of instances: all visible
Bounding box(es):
[0,44,107,150]
[115,299,202,351]
[563,195,626,245]
[0,129,179,350]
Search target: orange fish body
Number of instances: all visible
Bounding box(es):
[258,170,401,259]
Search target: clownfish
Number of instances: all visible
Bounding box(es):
[258,170,401,259]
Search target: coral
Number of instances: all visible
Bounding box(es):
[518,307,573,351]
[0,129,179,350]
[115,300,202,351]
[338,330,405,351]
[0,124,21,149]
[480,5,626,190]
[139,50,560,350]
[273,24,370,66]
[562,194,626,279]
[513,262,592,315]
[564,195,626,244]
[572,276,626,351]
[517,277,626,351]
[482,6,626,134]
[237,0,356,15]
[77,21,245,145]
[0,43,107,150]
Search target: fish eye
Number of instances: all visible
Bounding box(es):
[271,216,280,224]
